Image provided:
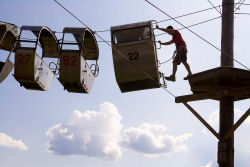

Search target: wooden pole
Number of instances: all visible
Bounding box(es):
[218,0,234,167]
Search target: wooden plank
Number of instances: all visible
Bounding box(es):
[191,85,250,93]
[176,92,217,103]
[175,87,250,103]
[189,67,250,86]
[188,68,220,83]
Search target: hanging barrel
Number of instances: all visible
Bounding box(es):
[0,22,20,83]
[58,27,99,93]
[14,26,59,91]
[111,21,161,93]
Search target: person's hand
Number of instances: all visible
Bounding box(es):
[158,40,162,44]
[156,25,159,29]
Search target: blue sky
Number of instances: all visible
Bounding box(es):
[0,0,250,167]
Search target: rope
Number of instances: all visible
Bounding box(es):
[87,2,250,33]
[235,12,250,15]
[145,0,250,71]
[95,29,111,33]
[162,87,176,98]
[235,0,246,12]
[89,2,250,33]
[93,5,223,33]
[241,3,250,5]
[53,0,176,98]
[155,16,221,37]
[159,57,174,65]
[54,0,90,29]
[206,0,222,14]
[159,51,176,65]
[178,16,221,30]
[15,3,250,34]
[156,5,222,24]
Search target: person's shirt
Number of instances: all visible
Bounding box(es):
[172,30,186,47]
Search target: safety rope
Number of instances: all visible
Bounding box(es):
[158,50,176,65]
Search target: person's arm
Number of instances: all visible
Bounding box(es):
[156,25,175,35]
[156,25,169,33]
[159,40,174,45]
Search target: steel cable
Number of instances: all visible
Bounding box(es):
[53,0,177,98]
[145,0,250,71]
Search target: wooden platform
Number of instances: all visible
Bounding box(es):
[176,67,250,103]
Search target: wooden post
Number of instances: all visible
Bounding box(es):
[218,0,234,167]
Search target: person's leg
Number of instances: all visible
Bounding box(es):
[172,61,178,76]
[182,61,192,74]
[165,59,178,81]
[183,61,192,80]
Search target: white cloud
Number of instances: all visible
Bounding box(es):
[122,123,193,156]
[203,108,250,159]
[207,110,219,129]
[46,102,123,161]
[46,102,193,160]
[201,161,216,167]
[0,133,28,151]
[205,108,250,132]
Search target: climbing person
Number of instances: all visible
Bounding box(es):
[156,25,192,81]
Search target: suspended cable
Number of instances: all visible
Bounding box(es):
[235,12,250,15]
[145,0,250,71]
[93,2,250,33]
[90,5,224,34]
[97,40,111,43]
[53,0,176,98]
[240,3,250,5]
[162,87,176,98]
[179,16,221,30]
[78,2,249,34]
[63,39,111,43]
[89,6,222,33]
[95,29,110,33]
[93,7,220,33]
[155,5,222,24]
[235,0,246,12]
[206,0,222,14]
[54,0,91,29]
[155,16,221,37]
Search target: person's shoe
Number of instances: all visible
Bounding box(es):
[184,74,192,80]
[165,75,176,82]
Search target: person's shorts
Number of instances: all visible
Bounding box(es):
[173,45,187,65]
